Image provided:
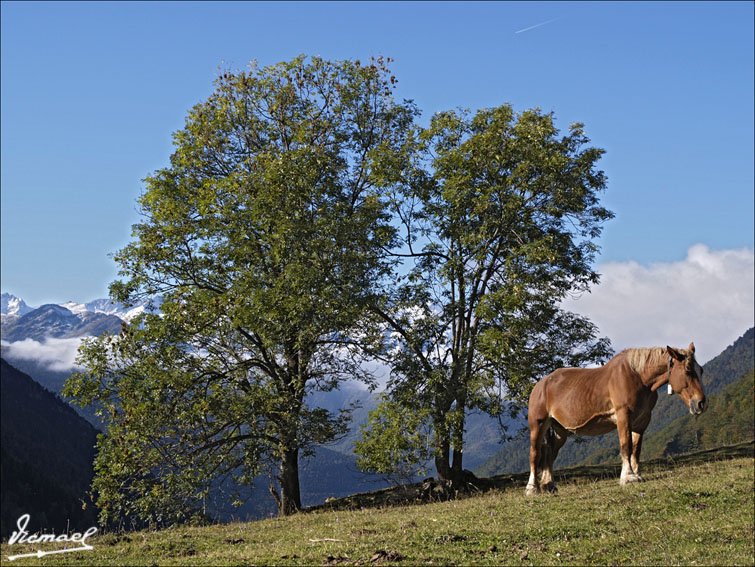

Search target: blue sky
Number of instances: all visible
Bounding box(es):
[2,1,753,310]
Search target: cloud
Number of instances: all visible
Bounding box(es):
[564,244,755,364]
[0,337,85,372]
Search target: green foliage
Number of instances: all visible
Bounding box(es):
[64,55,418,523]
[368,105,614,480]
[354,396,433,485]
[64,55,616,519]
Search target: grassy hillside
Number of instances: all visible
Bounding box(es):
[477,328,754,476]
[2,443,753,566]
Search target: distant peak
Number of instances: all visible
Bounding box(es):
[37,303,75,316]
[1,293,35,316]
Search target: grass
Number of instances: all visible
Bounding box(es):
[2,447,753,566]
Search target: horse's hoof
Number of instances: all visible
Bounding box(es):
[525,484,539,496]
[620,474,642,485]
[543,482,558,493]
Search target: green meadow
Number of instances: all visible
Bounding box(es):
[3,444,753,566]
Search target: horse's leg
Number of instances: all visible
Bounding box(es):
[537,426,554,490]
[629,391,655,483]
[616,409,641,485]
[541,425,568,493]
[630,432,645,481]
[526,418,547,496]
[526,381,550,496]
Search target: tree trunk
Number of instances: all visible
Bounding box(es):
[278,447,301,516]
[435,438,453,481]
[435,405,469,483]
[451,392,466,475]
[451,445,464,475]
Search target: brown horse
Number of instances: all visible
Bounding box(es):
[525,343,707,495]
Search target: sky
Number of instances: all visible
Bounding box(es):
[2,1,753,363]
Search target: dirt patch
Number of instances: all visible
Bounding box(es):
[369,550,405,563]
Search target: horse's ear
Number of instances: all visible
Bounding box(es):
[688,342,695,353]
[667,346,684,361]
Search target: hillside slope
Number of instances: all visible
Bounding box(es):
[2,444,752,566]
[0,359,99,537]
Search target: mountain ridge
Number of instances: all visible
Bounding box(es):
[0,292,156,327]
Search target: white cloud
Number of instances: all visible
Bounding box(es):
[564,244,755,364]
[0,337,85,372]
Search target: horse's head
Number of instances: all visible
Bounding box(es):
[666,342,707,415]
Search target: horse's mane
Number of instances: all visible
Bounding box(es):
[622,347,667,374]
[621,346,695,374]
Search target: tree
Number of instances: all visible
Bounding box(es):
[64,55,417,522]
[353,395,433,486]
[360,106,614,483]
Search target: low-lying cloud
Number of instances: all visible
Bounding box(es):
[0,337,85,373]
[564,244,755,364]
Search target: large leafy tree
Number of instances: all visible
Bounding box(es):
[64,55,417,521]
[359,106,614,483]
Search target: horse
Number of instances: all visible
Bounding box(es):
[525,343,707,495]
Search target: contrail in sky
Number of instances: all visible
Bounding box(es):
[514,17,560,34]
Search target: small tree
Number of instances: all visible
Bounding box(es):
[354,396,433,486]
[364,106,614,483]
[64,55,417,522]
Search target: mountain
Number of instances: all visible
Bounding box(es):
[0,354,104,426]
[0,293,161,342]
[0,358,99,538]
[0,293,35,318]
[0,294,160,399]
[476,327,755,476]
[1,303,124,342]
[59,297,161,323]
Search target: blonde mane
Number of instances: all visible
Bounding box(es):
[623,346,696,375]
[624,347,668,374]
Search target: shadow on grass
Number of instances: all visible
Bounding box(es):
[306,439,754,513]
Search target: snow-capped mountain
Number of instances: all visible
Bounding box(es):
[1,293,160,341]
[58,298,159,323]
[1,303,124,342]
[1,293,35,318]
